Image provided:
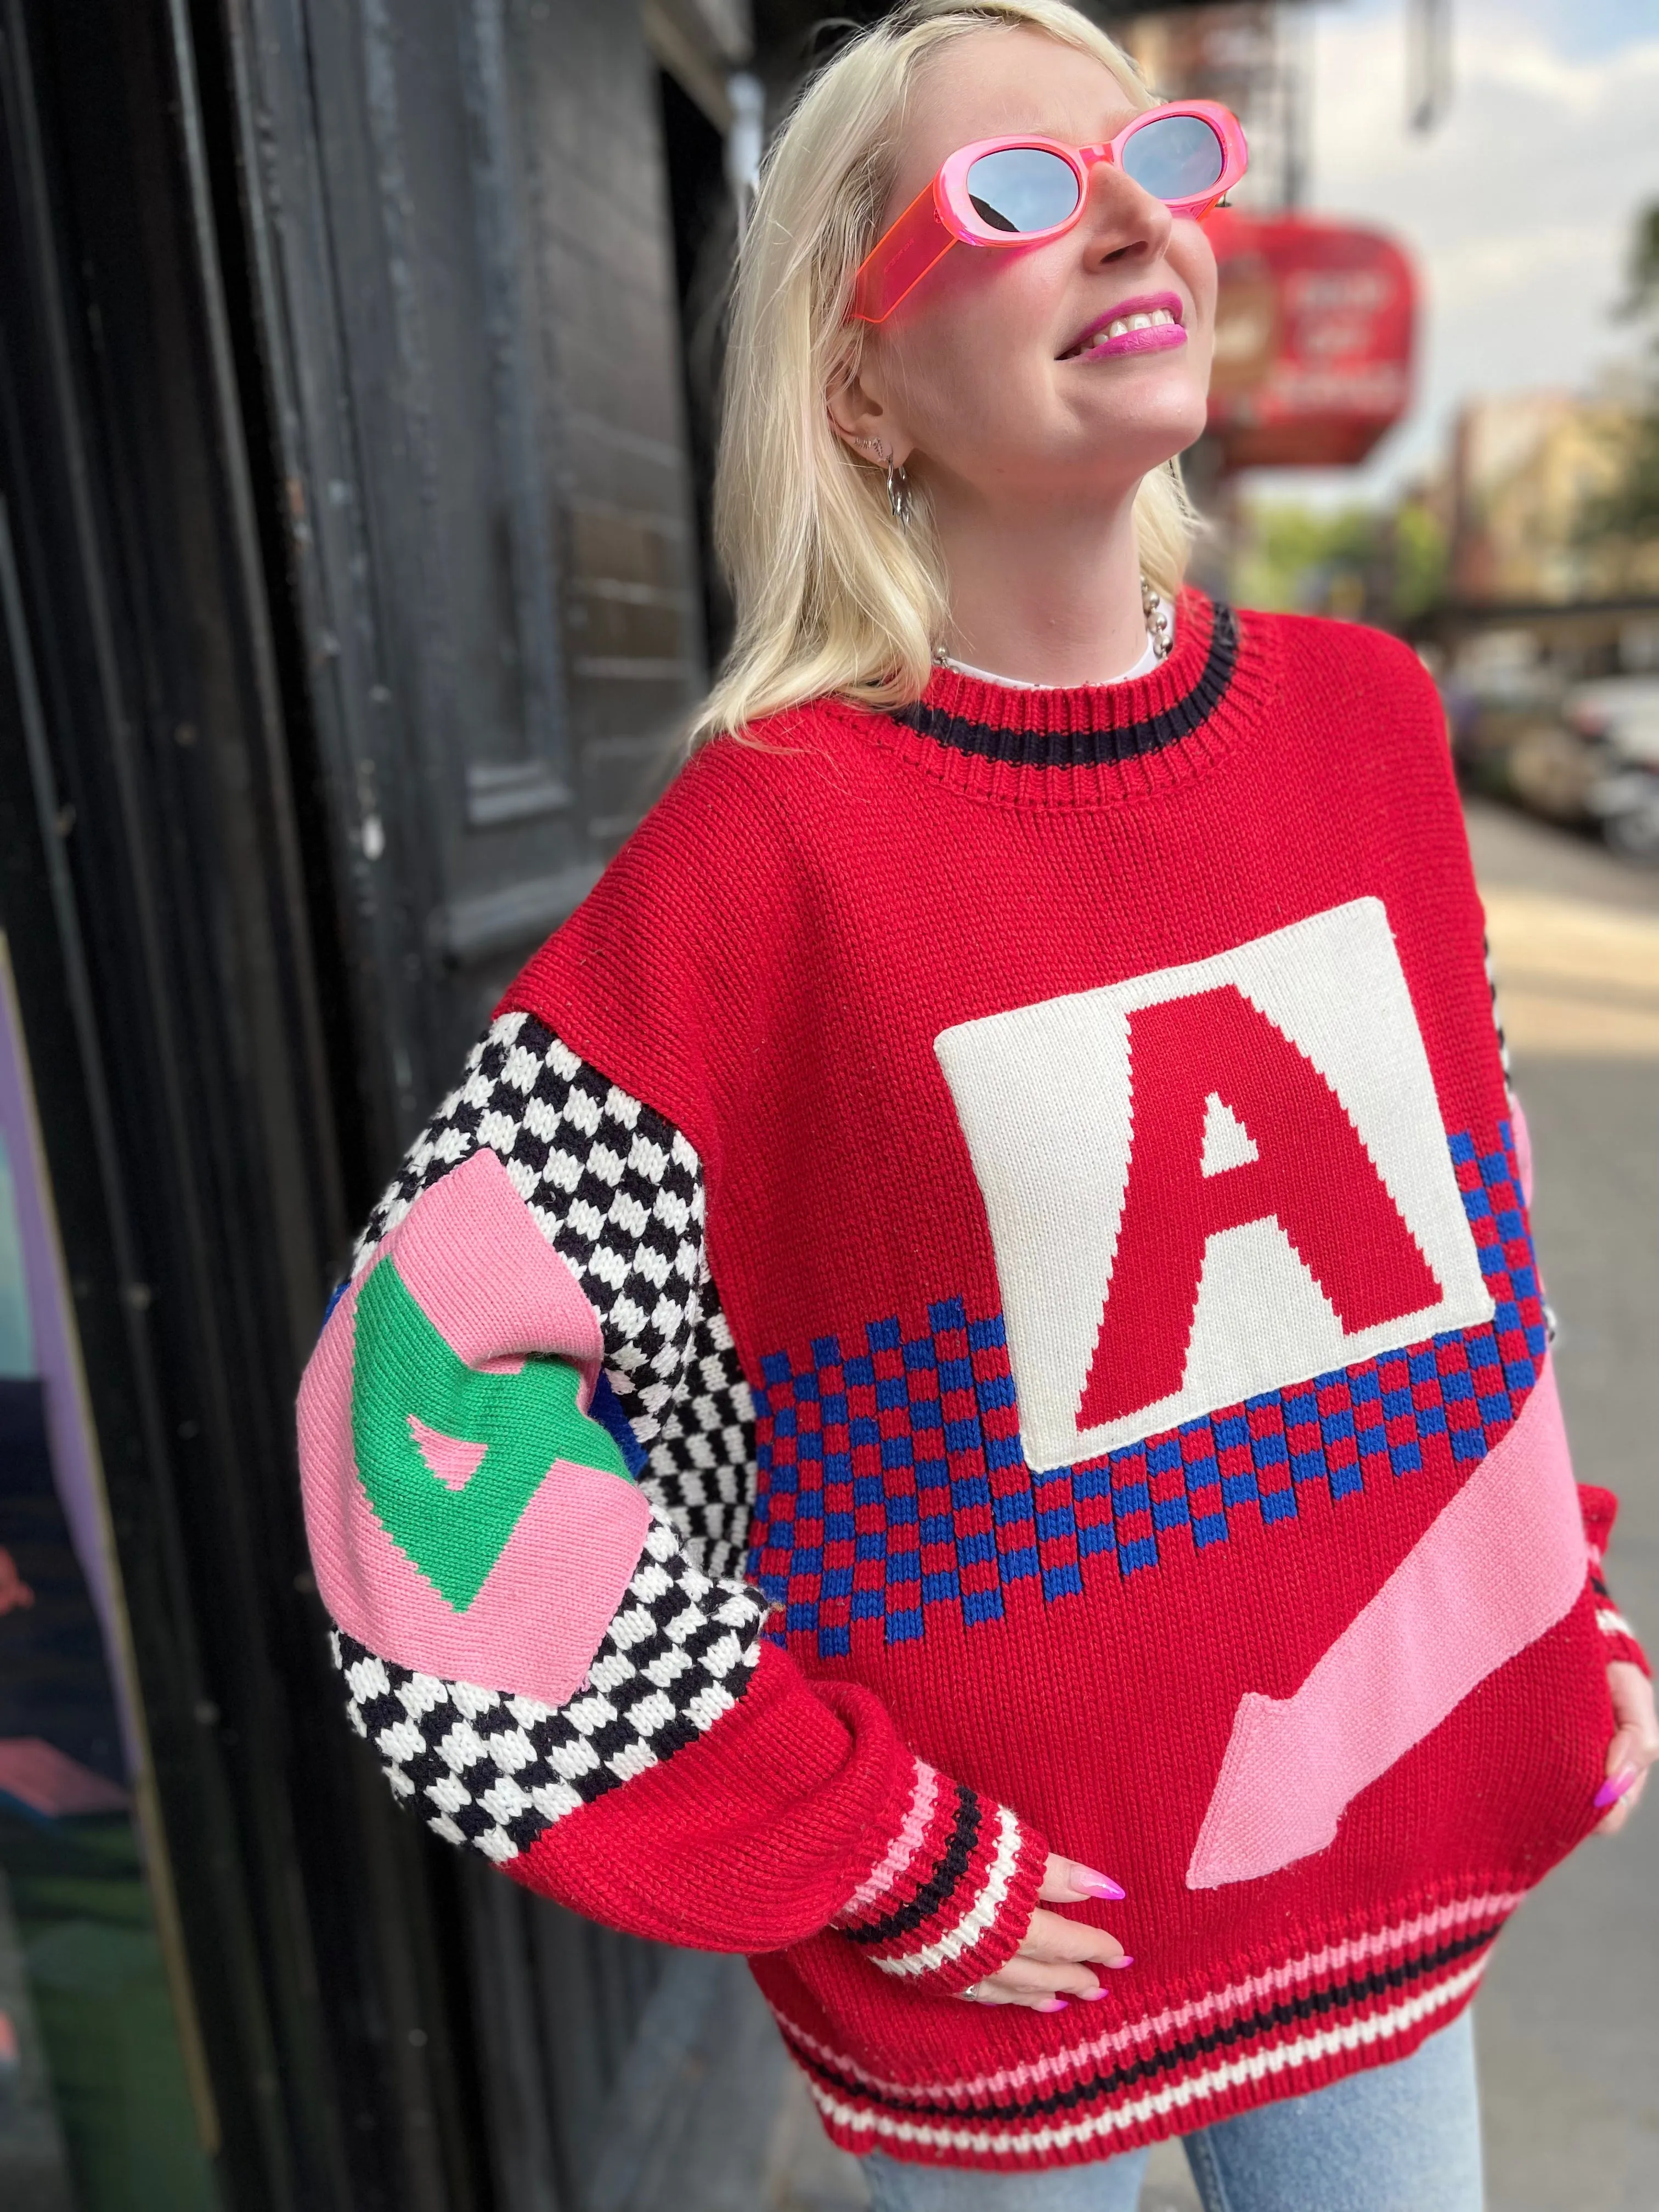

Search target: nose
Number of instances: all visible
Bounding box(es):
[1077,155,1174,269]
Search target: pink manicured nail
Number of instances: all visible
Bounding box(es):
[1593,1766,1639,1810]
[1071,1865,1127,1900]
[1078,1988,1110,2002]
[1106,1955,1135,1970]
[1037,1997,1070,2012]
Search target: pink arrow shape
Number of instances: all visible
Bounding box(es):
[1187,1356,1587,1889]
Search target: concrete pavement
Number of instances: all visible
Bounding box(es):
[1461,799,1659,2212]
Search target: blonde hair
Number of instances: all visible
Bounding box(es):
[693,0,1199,743]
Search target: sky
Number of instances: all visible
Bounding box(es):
[1239,0,1659,507]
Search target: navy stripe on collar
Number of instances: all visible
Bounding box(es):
[888,601,1239,769]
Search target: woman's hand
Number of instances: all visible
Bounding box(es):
[1596,1661,1658,1835]
[963,1855,1130,2010]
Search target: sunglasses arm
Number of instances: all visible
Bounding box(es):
[850,177,958,325]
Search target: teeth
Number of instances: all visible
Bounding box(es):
[1064,306,1178,358]
[1069,306,1177,356]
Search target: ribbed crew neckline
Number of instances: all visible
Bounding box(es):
[840,590,1279,810]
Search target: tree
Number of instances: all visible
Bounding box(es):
[1615,202,1659,324]
[1577,202,1659,548]
[1234,499,1447,627]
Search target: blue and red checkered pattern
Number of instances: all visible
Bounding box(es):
[747,1126,1547,1658]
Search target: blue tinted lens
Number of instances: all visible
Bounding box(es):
[1120,115,1224,202]
[963,147,1081,235]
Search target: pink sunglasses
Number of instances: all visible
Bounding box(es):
[850,101,1248,325]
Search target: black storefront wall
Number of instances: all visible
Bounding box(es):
[223,0,716,1124]
[0,0,479,2203]
[215,0,724,2200]
[0,0,735,2205]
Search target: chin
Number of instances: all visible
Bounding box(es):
[1065,360,1209,450]
[1077,400,1209,480]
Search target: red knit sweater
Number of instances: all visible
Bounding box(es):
[299,592,1645,2170]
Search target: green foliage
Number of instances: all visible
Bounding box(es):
[1392,503,1451,620]
[1234,503,1377,614]
[1577,411,1659,546]
[1234,500,1448,625]
[1579,200,1659,548]
[1616,201,1659,326]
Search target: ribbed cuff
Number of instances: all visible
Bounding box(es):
[1596,1609,1651,1677]
[830,1757,1049,1996]
[1581,1485,1651,1678]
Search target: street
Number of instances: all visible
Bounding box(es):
[1460,798,1659,2212]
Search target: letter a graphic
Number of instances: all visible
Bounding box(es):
[1078,986,1442,1427]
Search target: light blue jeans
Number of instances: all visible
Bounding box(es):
[863,2012,1482,2212]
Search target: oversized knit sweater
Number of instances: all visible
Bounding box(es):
[298,592,1647,2170]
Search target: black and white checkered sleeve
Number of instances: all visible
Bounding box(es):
[334,1521,765,1864]
[334,1009,770,1865]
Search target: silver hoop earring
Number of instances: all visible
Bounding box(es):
[855,436,911,532]
[885,457,911,531]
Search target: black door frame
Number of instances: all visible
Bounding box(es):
[0,1,493,2204]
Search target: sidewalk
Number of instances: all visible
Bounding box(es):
[1460,800,1659,2212]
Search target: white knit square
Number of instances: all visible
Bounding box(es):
[935,898,1493,1470]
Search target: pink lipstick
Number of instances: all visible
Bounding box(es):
[1062,291,1187,362]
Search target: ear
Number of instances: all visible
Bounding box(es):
[826,353,913,468]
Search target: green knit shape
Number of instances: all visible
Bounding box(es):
[351,1257,634,1611]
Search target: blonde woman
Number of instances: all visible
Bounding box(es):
[297,5,1655,2205]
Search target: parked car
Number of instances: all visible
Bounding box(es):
[1438,631,1597,822]
[1570,677,1659,862]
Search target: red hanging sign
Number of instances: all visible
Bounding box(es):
[1205,211,1417,469]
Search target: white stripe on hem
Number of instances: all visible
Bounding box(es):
[809,1956,1487,2158]
[784,1887,1520,2104]
[1597,1607,1638,1641]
